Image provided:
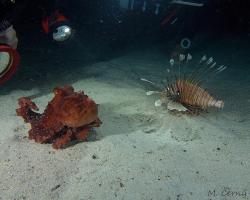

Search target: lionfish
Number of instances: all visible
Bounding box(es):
[141,54,226,114]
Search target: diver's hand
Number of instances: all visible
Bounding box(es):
[0,26,18,49]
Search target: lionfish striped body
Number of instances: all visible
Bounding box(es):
[166,79,224,111]
[141,54,226,114]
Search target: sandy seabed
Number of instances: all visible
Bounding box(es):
[0,38,249,200]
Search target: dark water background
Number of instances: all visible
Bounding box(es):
[1,0,250,94]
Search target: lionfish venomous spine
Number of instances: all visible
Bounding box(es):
[141,54,226,114]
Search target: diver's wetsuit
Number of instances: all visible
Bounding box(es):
[0,0,19,31]
[0,0,69,32]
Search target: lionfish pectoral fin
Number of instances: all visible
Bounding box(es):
[154,99,163,107]
[140,78,156,85]
[146,91,161,96]
[167,101,188,112]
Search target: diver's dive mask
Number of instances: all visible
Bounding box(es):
[0,44,20,85]
[42,10,72,42]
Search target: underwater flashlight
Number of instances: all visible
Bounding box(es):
[42,10,73,42]
[52,25,72,42]
[0,44,20,85]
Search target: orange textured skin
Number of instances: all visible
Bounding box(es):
[16,85,101,149]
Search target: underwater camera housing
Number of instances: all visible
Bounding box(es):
[119,0,167,15]
[0,44,20,85]
[42,10,72,42]
[119,0,206,15]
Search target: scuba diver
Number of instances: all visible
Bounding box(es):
[0,0,73,84]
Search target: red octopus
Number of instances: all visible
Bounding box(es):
[16,85,101,149]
